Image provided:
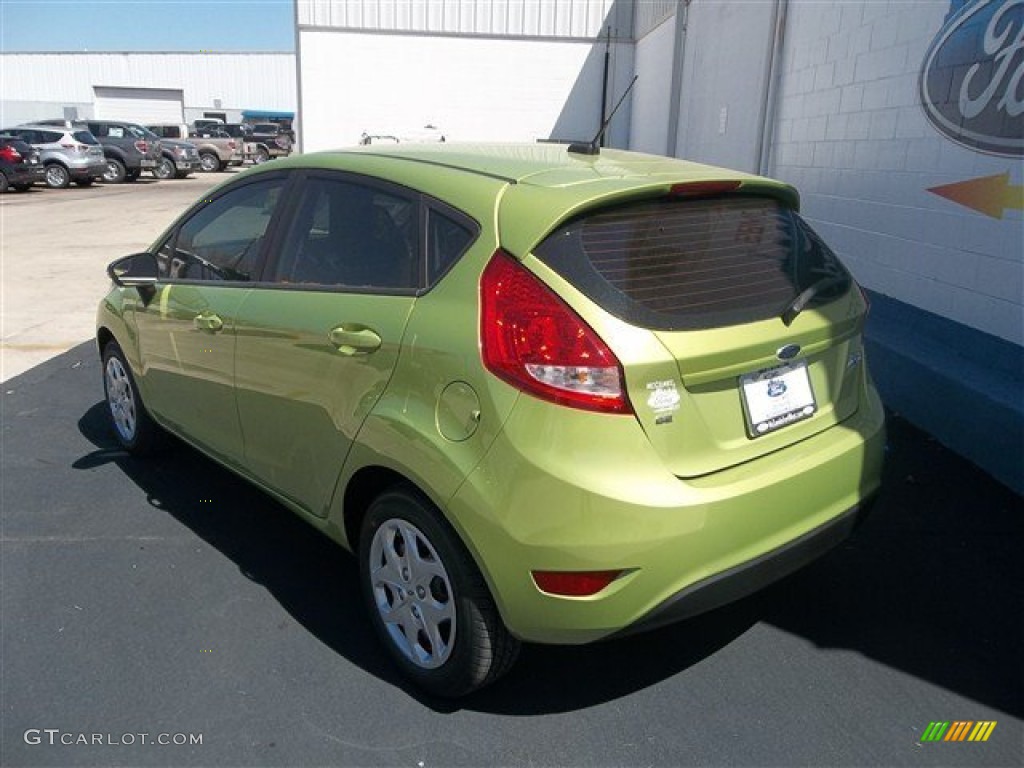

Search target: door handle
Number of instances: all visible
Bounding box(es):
[329,325,382,355]
[193,312,224,332]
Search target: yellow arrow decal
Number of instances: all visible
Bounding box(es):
[928,172,1024,219]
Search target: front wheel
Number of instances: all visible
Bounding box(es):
[102,341,164,454]
[153,157,175,180]
[199,152,220,172]
[359,487,519,697]
[102,158,126,183]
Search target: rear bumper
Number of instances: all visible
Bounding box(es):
[610,495,875,639]
[448,379,886,644]
[5,165,45,185]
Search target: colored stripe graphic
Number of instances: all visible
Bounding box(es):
[969,722,997,742]
[945,721,972,741]
[921,721,996,742]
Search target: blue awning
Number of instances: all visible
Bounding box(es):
[241,110,295,120]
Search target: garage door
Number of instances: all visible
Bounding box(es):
[93,86,184,124]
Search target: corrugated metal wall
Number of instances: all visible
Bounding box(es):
[297,0,633,39]
[634,0,676,39]
[0,53,296,111]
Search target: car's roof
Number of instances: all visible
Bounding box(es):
[303,143,775,189]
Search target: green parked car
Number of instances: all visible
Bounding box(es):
[97,144,885,696]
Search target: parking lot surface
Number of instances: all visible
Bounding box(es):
[1,177,1022,767]
[0,173,229,381]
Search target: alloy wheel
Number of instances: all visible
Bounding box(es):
[105,355,137,442]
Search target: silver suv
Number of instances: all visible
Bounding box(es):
[2,125,106,188]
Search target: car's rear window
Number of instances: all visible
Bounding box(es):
[72,131,98,145]
[533,195,851,331]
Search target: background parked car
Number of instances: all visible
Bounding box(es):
[0,136,45,192]
[3,125,105,189]
[245,122,292,162]
[37,119,162,183]
[151,137,201,180]
[148,124,242,173]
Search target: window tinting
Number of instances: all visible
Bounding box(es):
[272,177,417,290]
[426,208,476,285]
[159,179,283,281]
[533,195,851,331]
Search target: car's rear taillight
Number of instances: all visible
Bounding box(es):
[228,140,236,150]
[134,140,148,153]
[480,249,631,415]
[0,145,21,162]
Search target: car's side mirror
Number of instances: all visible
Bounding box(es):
[108,252,158,288]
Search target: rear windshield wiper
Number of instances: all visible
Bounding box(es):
[781,274,850,326]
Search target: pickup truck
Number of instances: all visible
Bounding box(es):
[147,124,242,172]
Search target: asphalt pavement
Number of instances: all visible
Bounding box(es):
[1,344,1021,767]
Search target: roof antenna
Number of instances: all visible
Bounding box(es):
[568,74,639,156]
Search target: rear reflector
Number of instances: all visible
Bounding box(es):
[532,570,624,597]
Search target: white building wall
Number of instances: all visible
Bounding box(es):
[770,2,1023,346]
[299,29,632,149]
[629,10,675,155]
[0,53,296,125]
[673,0,778,174]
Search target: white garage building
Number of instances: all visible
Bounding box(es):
[0,52,295,127]
[295,0,1022,492]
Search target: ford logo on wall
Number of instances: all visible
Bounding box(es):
[920,0,1024,156]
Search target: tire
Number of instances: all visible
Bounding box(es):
[199,152,220,172]
[359,486,519,697]
[102,341,164,455]
[13,183,31,192]
[75,179,94,187]
[0,173,8,193]
[102,158,126,183]
[44,163,71,189]
[153,156,175,180]
[253,146,270,164]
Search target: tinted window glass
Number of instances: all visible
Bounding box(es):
[534,196,851,331]
[72,131,98,144]
[272,177,417,290]
[426,208,476,285]
[161,179,284,282]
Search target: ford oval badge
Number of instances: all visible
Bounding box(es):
[919,0,1024,156]
[777,344,801,361]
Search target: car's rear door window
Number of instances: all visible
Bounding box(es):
[533,195,851,331]
[158,178,285,281]
[426,205,477,285]
[72,131,98,145]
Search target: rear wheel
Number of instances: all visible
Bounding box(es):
[0,174,8,193]
[359,487,519,697]
[153,157,175,180]
[102,158,126,183]
[252,146,270,164]
[44,163,71,189]
[199,152,220,172]
[102,341,164,455]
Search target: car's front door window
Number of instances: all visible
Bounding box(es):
[163,179,283,282]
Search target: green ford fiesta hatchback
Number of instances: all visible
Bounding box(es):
[97,144,885,696]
